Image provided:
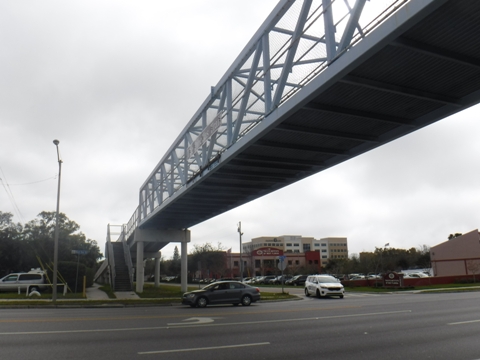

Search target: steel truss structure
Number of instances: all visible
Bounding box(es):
[127,0,409,236]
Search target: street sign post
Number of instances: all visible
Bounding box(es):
[72,250,88,293]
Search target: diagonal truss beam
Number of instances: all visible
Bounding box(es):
[128,0,413,236]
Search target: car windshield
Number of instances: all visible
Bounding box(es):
[1,275,18,282]
[317,276,338,283]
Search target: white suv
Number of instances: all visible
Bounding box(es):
[304,275,344,298]
[0,270,47,292]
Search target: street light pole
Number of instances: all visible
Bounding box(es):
[238,222,243,282]
[52,139,62,302]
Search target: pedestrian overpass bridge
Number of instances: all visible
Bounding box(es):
[96,0,480,292]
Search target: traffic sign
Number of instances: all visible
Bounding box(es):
[71,250,88,255]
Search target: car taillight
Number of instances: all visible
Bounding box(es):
[255,288,260,293]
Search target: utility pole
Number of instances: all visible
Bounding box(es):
[238,222,244,282]
[52,139,62,302]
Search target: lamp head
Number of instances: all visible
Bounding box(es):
[53,139,60,146]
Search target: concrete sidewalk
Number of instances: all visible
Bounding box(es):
[86,283,140,300]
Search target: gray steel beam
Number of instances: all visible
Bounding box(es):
[303,103,415,127]
[275,123,379,143]
[253,140,348,156]
[390,37,480,70]
[235,154,326,168]
[340,74,462,107]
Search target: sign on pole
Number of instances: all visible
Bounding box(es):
[71,250,88,255]
[71,250,88,293]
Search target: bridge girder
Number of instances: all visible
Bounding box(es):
[123,0,480,239]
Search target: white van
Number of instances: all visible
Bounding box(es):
[0,270,47,292]
[304,275,344,298]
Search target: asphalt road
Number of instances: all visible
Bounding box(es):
[1,291,480,360]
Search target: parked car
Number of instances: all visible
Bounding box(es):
[267,277,278,285]
[182,281,261,308]
[251,276,264,284]
[286,274,308,286]
[273,275,293,285]
[259,275,276,284]
[304,275,344,298]
[348,273,365,280]
[0,270,47,292]
[349,275,366,280]
[403,272,429,278]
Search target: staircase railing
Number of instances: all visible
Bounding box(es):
[106,225,116,291]
[121,225,134,291]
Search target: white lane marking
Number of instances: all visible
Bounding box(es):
[0,310,411,336]
[138,342,270,355]
[167,317,218,326]
[448,319,480,325]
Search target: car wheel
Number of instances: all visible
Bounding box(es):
[196,297,208,308]
[241,295,252,306]
[304,288,310,297]
[316,289,322,298]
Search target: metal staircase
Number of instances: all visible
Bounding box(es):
[94,224,134,292]
[111,242,132,291]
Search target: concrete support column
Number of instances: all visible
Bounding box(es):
[154,255,161,288]
[136,241,144,293]
[181,241,188,293]
[133,227,190,293]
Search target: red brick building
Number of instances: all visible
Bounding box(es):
[430,229,480,277]
[225,247,321,277]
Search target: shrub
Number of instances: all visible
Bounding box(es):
[46,261,92,293]
[454,277,475,284]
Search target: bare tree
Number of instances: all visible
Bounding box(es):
[466,260,480,283]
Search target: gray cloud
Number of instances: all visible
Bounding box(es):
[1,1,479,262]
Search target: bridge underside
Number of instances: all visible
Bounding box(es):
[142,0,480,231]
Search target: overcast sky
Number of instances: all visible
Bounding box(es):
[1,1,479,263]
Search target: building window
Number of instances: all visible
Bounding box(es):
[314,260,318,264]
[294,244,299,247]
[322,256,327,259]
[295,260,300,265]
[234,261,238,266]
[255,260,261,267]
[322,250,327,253]
[294,250,300,253]
[303,244,311,251]
[288,260,292,265]
[314,244,320,247]
[286,243,292,247]
[321,243,326,246]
